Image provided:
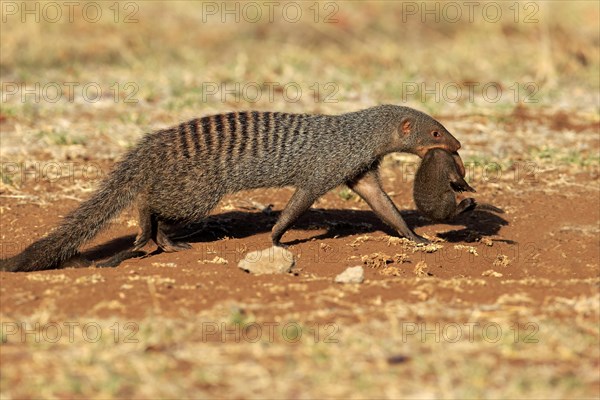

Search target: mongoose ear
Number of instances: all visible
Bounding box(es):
[401,119,412,136]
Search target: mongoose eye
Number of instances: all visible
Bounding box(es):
[432,131,441,138]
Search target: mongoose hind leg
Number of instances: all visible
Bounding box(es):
[93,202,153,268]
[154,220,192,253]
[133,203,155,251]
[271,187,320,246]
[348,170,429,244]
[135,206,192,253]
[455,198,477,217]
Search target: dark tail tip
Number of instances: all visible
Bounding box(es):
[0,257,20,272]
[0,238,64,272]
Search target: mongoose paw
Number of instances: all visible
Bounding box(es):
[450,180,476,193]
[133,238,150,251]
[159,241,192,253]
[96,250,147,268]
[156,228,192,252]
[271,240,289,249]
[409,234,431,245]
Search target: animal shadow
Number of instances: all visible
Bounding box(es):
[81,208,510,264]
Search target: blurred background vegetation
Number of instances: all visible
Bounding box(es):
[1,1,598,158]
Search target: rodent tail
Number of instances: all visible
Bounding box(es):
[0,148,145,272]
[475,202,505,214]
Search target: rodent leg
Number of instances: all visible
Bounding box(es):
[454,198,477,217]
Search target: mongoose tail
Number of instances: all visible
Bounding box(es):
[0,149,144,272]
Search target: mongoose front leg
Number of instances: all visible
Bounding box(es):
[271,188,319,246]
[348,170,429,244]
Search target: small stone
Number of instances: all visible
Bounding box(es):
[334,266,365,284]
[199,256,228,265]
[238,246,295,275]
[482,269,503,277]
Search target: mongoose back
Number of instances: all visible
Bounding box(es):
[413,148,503,221]
[1,105,464,272]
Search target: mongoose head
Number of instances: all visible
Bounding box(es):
[393,109,465,176]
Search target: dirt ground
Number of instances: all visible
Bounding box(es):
[1,138,599,397]
[1,155,599,321]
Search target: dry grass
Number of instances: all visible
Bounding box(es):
[1,296,599,398]
[1,2,599,160]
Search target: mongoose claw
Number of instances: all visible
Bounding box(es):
[271,240,289,249]
[410,234,431,245]
[96,250,147,268]
[159,241,192,253]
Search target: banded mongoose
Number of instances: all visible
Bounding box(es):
[1,105,464,272]
[413,148,503,221]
